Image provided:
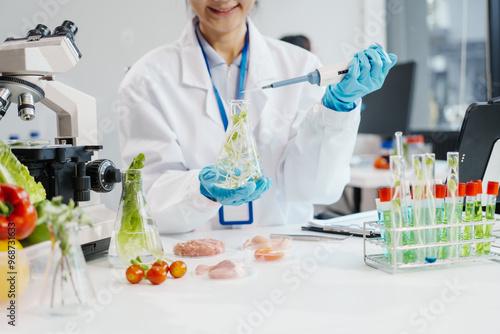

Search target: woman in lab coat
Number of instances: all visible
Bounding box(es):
[118,0,396,233]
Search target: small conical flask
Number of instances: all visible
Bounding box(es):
[40,222,96,315]
[215,99,263,189]
[108,169,164,267]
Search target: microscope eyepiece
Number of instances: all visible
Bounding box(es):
[53,20,78,40]
[18,93,35,121]
[26,24,51,38]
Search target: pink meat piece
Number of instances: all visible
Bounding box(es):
[173,238,225,257]
[242,235,269,249]
[208,260,244,279]
[195,264,211,276]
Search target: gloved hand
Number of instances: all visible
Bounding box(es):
[323,44,397,111]
[199,165,272,206]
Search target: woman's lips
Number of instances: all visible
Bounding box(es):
[208,5,239,16]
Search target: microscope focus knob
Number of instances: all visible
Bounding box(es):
[86,159,122,193]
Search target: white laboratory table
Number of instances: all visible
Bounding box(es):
[3,211,500,334]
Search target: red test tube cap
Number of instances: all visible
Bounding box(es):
[458,183,466,197]
[435,184,446,199]
[378,187,391,202]
[466,182,477,197]
[473,180,483,194]
[487,181,499,196]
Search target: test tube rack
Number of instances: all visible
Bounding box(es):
[363,219,500,274]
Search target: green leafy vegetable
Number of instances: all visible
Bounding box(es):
[128,153,145,170]
[0,140,46,203]
[116,153,163,264]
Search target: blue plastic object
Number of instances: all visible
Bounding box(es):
[323,45,398,111]
[199,166,271,206]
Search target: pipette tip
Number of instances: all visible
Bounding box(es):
[261,84,272,89]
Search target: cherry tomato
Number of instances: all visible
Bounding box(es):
[169,261,187,278]
[254,248,285,262]
[373,156,390,170]
[146,266,167,285]
[126,265,145,284]
[152,260,169,273]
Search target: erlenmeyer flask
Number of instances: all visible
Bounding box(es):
[108,169,164,267]
[215,99,263,189]
[40,222,95,315]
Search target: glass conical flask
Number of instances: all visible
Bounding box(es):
[108,169,164,267]
[40,222,96,315]
[215,99,263,189]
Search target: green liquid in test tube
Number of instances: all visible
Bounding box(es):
[406,198,416,263]
[463,182,478,257]
[435,184,446,259]
[473,180,484,255]
[449,182,465,259]
[378,187,393,263]
[484,181,499,255]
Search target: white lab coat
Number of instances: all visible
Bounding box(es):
[118,18,361,233]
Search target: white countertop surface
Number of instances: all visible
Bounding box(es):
[3,211,500,334]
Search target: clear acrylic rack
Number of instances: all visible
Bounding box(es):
[363,219,500,274]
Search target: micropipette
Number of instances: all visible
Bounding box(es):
[244,62,350,93]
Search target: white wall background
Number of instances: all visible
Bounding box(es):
[0,0,385,211]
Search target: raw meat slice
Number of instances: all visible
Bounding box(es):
[195,264,211,276]
[173,238,225,257]
[242,235,269,249]
[208,260,244,279]
[242,235,292,250]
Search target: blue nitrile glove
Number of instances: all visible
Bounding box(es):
[323,44,398,111]
[199,165,272,206]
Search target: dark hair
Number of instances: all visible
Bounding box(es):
[280,35,311,51]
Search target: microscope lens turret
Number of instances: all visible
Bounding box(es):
[53,20,78,40]
[18,93,35,121]
[0,87,11,121]
[26,24,51,38]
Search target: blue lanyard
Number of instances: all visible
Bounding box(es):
[196,26,254,226]
[196,26,249,131]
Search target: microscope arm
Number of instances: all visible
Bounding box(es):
[40,80,97,146]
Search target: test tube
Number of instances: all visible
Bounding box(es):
[390,155,407,264]
[473,180,484,255]
[406,187,416,263]
[444,152,460,259]
[435,184,446,259]
[457,183,466,223]
[463,182,477,257]
[423,154,437,263]
[412,154,436,263]
[484,181,498,255]
[378,187,391,261]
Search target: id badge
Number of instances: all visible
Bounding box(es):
[219,202,254,225]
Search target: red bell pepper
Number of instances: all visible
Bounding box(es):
[0,184,37,240]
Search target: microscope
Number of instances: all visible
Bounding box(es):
[0,20,121,256]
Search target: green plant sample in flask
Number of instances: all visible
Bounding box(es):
[215,100,263,189]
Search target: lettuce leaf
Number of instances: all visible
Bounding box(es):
[128,153,145,170]
[0,140,46,203]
